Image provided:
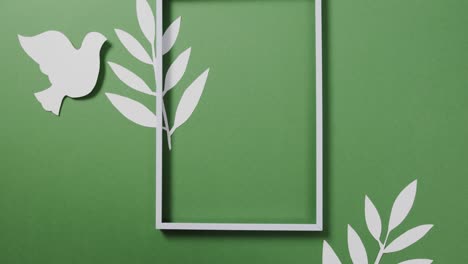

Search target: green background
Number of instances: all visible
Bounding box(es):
[0,0,467,263]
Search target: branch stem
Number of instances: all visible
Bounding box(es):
[162,100,172,149]
[151,43,172,150]
[374,248,384,264]
[374,231,390,264]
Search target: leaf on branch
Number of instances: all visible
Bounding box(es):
[399,259,433,264]
[136,0,155,44]
[365,196,382,243]
[348,225,368,264]
[388,180,418,232]
[106,93,157,128]
[384,225,433,253]
[164,48,191,93]
[322,241,342,264]
[170,69,210,135]
[163,17,181,55]
[115,29,153,65]
[108,62,154,96]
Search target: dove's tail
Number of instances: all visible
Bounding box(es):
[34,87,65,116]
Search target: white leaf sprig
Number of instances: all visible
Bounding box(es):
[115,29,153,65]
[164,48,191,93]
[323,180,433,264]
[323,241,342,264]
[106,0,210,150]
[171,69,209,135]
[388,180,417,232]
[365,196,382,243]
[106,93,157,128]
[136,0,155,43]
[108,62,154,95]
[384,225,433,253]
[347,225,368,264]
[162,17,181,55]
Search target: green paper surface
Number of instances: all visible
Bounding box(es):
[0,0,467,263]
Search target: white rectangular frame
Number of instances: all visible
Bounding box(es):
[155,0,323,231]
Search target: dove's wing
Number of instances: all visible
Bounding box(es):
[18,31,76,77]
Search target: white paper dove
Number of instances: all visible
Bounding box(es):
[18,31,107,115]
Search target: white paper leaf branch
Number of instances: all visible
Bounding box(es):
[388,180,418,232]
[163,17,181,55]
[115,29,153,65]
[384,225,433,253]
[164,48,191,94]
[108,62,155,96]
[347,225,368,264]
[106,93,157,128]
[399,259,433,264]
[107,0,210,150]
[136,0,155,44]
[322,241,342,264]
[170,69,209,135]
[322,180,433,264]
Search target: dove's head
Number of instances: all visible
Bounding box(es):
[82,32,107,52]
